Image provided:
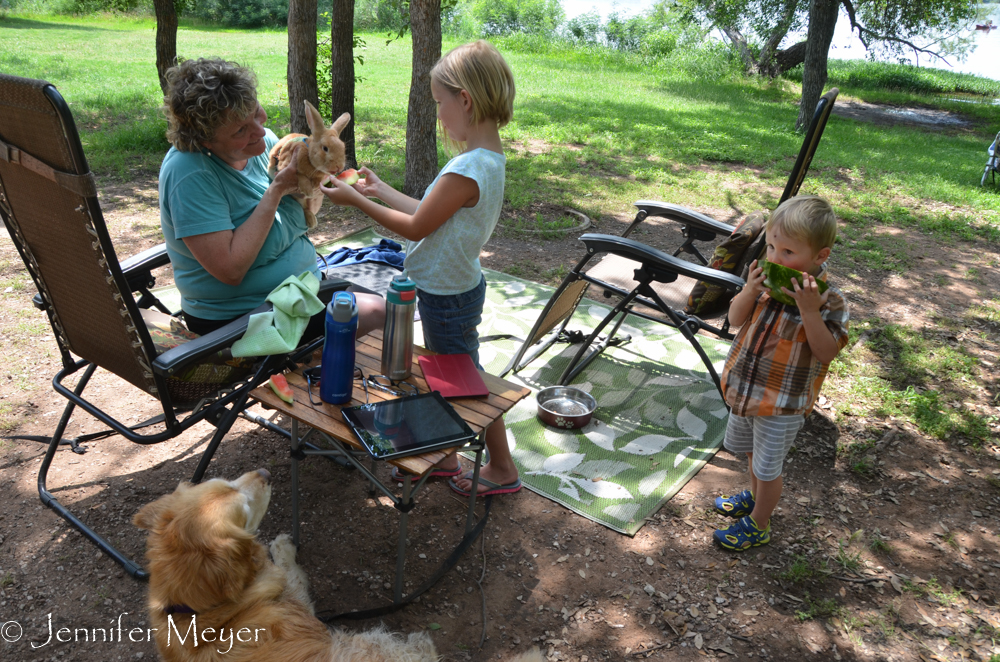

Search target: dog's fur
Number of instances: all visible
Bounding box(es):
[267,101,350,230]
[134,469,542,662]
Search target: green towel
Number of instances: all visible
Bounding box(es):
[231,271,325,357]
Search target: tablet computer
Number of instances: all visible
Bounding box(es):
[340,391,477,461]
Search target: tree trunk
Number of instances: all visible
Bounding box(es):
[404,0,441,199]
[756,0,800,77]
[153,0,178,96]
[288,0,319,135]
[776,41,807,74]
[719,24,757,74]
[330,0,357,168]
[796,0,840,131]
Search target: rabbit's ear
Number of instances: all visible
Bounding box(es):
[304,100,326,136]
[332,112,351,136]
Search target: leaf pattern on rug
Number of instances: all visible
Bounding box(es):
[469,269,731,536]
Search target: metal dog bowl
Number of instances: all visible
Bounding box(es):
[536,386,597,429]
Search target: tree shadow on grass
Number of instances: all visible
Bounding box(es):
[0,16,104,31]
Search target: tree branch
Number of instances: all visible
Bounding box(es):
[840,0,954,66]
[718,23,758,73]
[758,0,801,74]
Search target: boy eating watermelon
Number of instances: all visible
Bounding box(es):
[713,195,850,551]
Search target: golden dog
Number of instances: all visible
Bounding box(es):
[134,469,542,662]
[134,470,435,661]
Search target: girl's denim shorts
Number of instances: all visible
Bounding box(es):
[416,275,487,370]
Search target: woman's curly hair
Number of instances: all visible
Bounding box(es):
[163,58,259,152]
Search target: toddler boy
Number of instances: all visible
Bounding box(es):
[713,195,850,551]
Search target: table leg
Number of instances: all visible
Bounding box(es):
[291,419,300,547]
[394,474,412,604]
[465,436,485,537]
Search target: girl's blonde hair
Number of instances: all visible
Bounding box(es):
[431,40,515,149]
[163,58,259,153]
[766,194,838,253]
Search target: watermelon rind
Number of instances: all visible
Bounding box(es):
[759,259,828,307]
[269,374,294,404]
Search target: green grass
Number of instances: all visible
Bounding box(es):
[832,538,864,574]
[923,578,964,606]
[2,12,998,240]
[830,320,994,446]
[785,58,1000,100]
[781,555,818,584]
[795,593,842,621]
[868,530,895,556]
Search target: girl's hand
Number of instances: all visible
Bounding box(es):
[782,272,829,313]
[354,167,382,198]
[744,259,766,296]
[320,176,366,207]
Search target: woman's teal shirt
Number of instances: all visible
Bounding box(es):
[159,129,319,320]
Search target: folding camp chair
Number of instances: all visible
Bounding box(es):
[502,88,839,397]
[0,72,347,579]
[983,130,999,188]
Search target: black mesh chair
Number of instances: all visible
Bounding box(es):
[502,89,839,397]
[0,72,346,579]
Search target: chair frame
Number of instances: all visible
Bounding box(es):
[502,88,840,396]
[0,73,337,579]
[984,131,999,188]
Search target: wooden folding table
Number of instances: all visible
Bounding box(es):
[251,331,530,603]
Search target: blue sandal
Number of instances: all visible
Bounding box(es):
[713,515,771,551]
[714,490,755,519]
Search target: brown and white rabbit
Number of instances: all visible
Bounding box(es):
[268,101,350,230]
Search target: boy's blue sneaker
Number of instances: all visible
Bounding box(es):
[713,515,771,551]
[714,490,755,519]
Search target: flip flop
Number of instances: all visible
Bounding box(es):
[391,465,462,482]
[448,471,522,497]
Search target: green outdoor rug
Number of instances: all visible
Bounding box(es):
[319,228,732,536]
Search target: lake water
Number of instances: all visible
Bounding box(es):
[561,1,1000,81]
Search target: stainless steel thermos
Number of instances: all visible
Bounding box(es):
[320,291,358,404]
[380,274,416,380]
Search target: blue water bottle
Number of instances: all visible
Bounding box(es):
[320,291,358,404]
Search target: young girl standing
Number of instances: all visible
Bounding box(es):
[321,40,519,497]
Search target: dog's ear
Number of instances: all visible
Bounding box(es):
[133,486,187,531]
[133,500,163,531]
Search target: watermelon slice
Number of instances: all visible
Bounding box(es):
[759,259,828,307]
[336,168,362,185]
[268,373,294,404]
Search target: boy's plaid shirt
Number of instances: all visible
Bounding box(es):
[721,268,850,417]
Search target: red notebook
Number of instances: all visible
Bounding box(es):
[418,354,489,398]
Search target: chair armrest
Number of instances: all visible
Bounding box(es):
[579,233,745,292]
[151,276,351,376]
[121,243,170,299]
[120,243,170,278]
[32,243,172,311]
[633,201,736,238]
[152,304,268,375]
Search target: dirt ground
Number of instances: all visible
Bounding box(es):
[2,110,1000,662]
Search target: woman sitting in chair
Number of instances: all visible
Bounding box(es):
[159,57,384,338]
